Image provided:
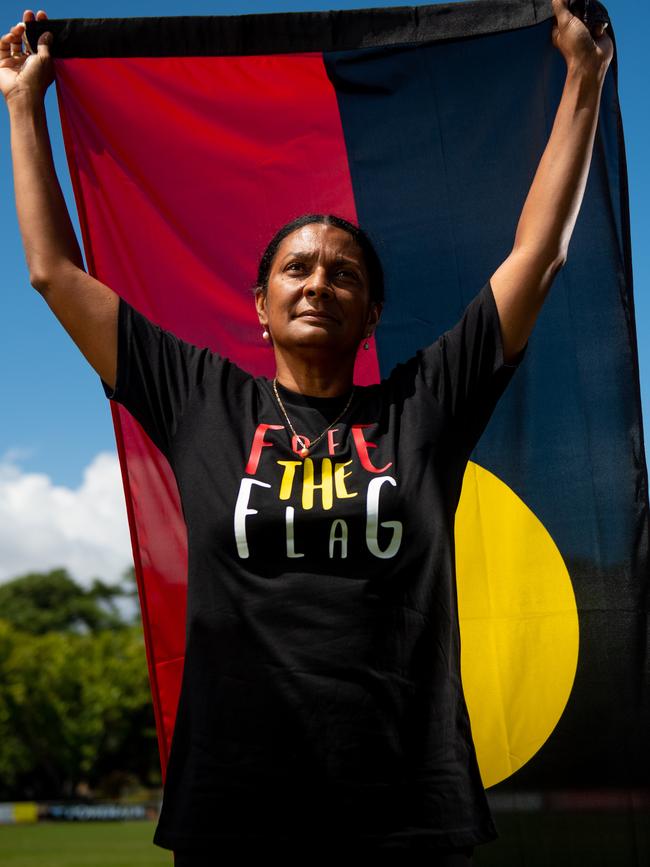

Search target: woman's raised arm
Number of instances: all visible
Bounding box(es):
[2,9,119,391]
[489,0,614,363]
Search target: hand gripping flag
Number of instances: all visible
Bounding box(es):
[27,1,649,862]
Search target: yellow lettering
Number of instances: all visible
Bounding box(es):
[302,458,333,510]
[334,460,357,500]
[277,461,301,500]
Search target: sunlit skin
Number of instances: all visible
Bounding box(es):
[255,223,382,398]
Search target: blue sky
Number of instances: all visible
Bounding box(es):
[0,0,647,583]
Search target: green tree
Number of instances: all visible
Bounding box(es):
[0,621,34,791]
[0,568,127,634]
[0,619,159,799]
[0,567,160,800]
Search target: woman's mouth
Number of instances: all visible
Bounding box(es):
[296,310,338,323]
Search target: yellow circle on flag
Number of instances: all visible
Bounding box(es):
[455,461,579,788]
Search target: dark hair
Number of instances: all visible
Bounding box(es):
[254,213,385,304]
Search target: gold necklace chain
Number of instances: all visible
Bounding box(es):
[272,377,355,458]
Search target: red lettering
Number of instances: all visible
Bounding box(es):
[291,434,311,455]
[245,424,284,474]
[351,425,392,473]
[327,428,341,455]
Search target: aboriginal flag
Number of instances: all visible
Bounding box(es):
[27,1,649,864]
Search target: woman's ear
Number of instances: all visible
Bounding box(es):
[368,301,383,332]
[255,287,268,326]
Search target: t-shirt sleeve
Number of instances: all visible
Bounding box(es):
[100,296,213,458]
[414,278,527,450]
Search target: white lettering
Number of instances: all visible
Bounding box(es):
[285,506,304,558]
[366,476,402,559]
[329,519,348,559]
[233,478,272,558]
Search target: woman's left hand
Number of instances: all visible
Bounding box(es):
[551,0,614,81]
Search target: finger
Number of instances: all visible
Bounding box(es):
[1,25,24,38]
[4,23,26,56]
[0,34,24,51]
[17,10,47,53]
[36,30,52,56]
[11,31,26,53]
[16,20,33,54]
[12,20,37,49]
[0,29,21,49]
[0,32,24,56]
[551,0,573,26]
[10,22,26,37]
[4,22,31,56]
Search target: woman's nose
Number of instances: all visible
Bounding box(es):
[303,268,332,298]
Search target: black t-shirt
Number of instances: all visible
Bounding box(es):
[102,279,526,854]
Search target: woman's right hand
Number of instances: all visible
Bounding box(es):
[0,9,53,105]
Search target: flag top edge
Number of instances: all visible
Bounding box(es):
[24,0,553,58]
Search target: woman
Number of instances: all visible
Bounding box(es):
[1,4,612,865]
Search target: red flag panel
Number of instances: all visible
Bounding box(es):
[55,53,379,772]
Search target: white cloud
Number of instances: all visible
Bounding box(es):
[0,450,132,587]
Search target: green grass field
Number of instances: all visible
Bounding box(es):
[1,813,649,866]
[0,821,172,867]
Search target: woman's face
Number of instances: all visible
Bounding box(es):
[255,223,381,359]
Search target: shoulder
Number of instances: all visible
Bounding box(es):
[123,296,256,377]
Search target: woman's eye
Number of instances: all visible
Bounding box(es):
[286,262,304,273]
